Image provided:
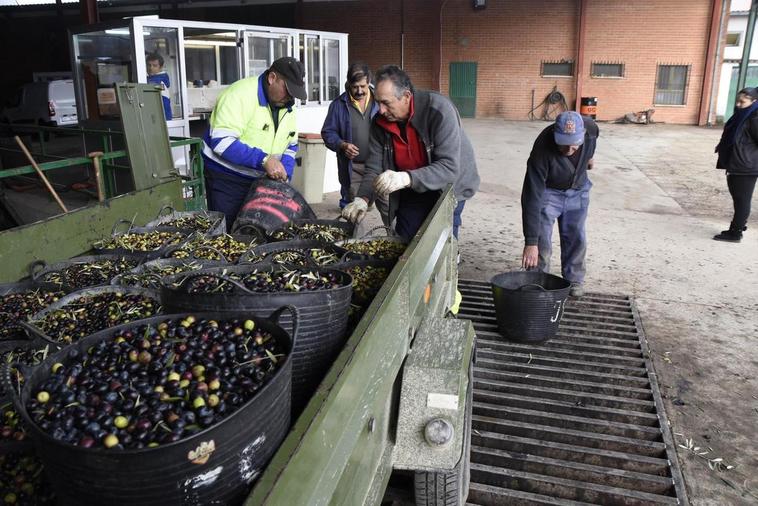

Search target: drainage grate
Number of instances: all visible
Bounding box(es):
[457,279,688,506]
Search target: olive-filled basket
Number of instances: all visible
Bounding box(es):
[0,279,63,342]
[239,239,353,267]
[143,205,226,237]
[161,264,352,416]
[92,220,190,261]
[267,218,355,243]
[4,307,296,506]
[29,253,144,293]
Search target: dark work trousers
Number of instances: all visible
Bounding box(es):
[537,180,592,285]
[394,189,466,241]
[727,174,758,229]
[204,170,254,232]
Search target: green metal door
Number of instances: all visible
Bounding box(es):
[449,62,477,118]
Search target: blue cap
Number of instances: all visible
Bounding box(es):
[554,111,585,146]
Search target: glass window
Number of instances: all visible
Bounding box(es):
[220,46,239,85]
[306,36,321,102]
[324,39,340,101]
[247,34,290,78]
[655,65,689,105]
[185,46,217,84]
[72,28,134,120]
[541,61,573,77]
[591,63,624,78]
[726,32,741,47]
[143,26,183,119]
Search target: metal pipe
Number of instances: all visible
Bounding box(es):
[737,0,758,91]
[574,0,589,112]
[706,0,729,126]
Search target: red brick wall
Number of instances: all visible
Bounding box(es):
[440,0,579,119]
[299,0,716,124]
[578,0,712,124]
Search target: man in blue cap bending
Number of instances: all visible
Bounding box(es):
[520,111,599,297]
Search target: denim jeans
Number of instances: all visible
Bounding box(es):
[538,181,591,284]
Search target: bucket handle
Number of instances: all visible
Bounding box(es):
[234,223,266,241]
[360,225,395,239]
[111,218,135,237]
[266,249,317,267]
[550,299,566,323]
[28,260,48,280]
[1,360,36,426]
[15,319,61,348]
[173,271,256,295]
[268,305,300,350]
[156,205,176,219]
[517,283,546,292]
[190,245,229,264]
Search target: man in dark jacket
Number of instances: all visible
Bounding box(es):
[521,111,598,297]
[321,63,388,224]
[341,65,480,241]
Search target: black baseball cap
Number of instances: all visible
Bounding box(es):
[270,57,307,100]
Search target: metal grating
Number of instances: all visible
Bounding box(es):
[457,279,688,506]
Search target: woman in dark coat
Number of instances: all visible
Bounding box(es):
[714,87,758,242]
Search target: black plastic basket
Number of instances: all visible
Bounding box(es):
[335,226,408,261]
[143,205,226,237]
[267,217,355,243]
[26,285,161,346]
[111,257,224,290]
[160,264,352,416]
[92,220,190,261]
[4,307,296,506]
[240,239,354,267]
[162,231,265,264]
[0,280,64,342]
[29,254,143,292]
[490,271,571,343]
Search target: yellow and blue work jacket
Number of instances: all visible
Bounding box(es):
[202,73,298,179]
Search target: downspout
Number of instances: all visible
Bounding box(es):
[574,0,588,112]
[700,0,726,126]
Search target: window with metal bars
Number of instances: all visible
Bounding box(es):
[654,65,690,105]
[591,62,624,78]
[541,60,573,77]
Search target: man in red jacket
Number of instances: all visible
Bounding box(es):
[341,65,479,241]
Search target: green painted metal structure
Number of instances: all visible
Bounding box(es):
[0,180,185,283]
[248,188,464,505]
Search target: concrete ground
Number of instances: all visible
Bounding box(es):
[315,119,758,505]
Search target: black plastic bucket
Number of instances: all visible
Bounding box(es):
[0,280,63,342]
[490,271,571,343]
[240,239,353,267]
[143,205,226,237]
[5,308,295,506]
[160,265,352,416]
[111,258,224,290]
[29,254,143,292]
[267,218,355,243]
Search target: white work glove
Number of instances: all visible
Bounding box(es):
[342,198,368,223]
[374,170,411,197]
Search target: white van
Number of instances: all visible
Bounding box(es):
[1,80,78,126]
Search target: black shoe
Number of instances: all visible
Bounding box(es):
[713,228,743,242]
